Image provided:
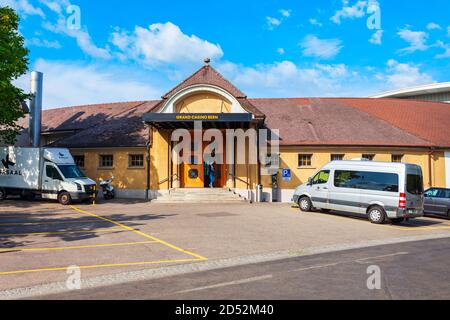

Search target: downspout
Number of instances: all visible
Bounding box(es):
[145,125,153,200]
[256,123,261,186]
[428,147,434,188]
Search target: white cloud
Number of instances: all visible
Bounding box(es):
[279,9,291,18]
[110,22,223,68]
[14,59,162,108]
[215,60,375,97]
[33,0,113,59]
[277,48,285,55]
[380,59,434,89]
[26,37,61,48]
[397,28,429,54]
[38,0,66,15]
[266,16,281,29]
[331,0,367,24]
[266,9,291,30]
[309,18,323,27]
[426,22,441,30]
[3,0,46,18]
[435,41,450,59]
[369,30,383,45]
[300,35,343,59]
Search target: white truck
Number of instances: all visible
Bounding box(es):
[0,147,97,205]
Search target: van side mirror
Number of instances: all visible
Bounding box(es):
[307,177,313,186]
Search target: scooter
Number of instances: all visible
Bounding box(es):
[99,177,115,200]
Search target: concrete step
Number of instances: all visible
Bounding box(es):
[152,188,247,203]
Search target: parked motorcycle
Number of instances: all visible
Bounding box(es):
[99,177,115,200]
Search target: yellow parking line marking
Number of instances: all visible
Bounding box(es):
[0,241,158,253]
[0,258,200,275]
[70,205,207,261]
[0,219,104,227]
[0,227,124,237]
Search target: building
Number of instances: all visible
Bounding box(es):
[371,82,450,103]
[17,62,450,202]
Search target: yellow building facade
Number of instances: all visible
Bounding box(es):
[35,62,449,202]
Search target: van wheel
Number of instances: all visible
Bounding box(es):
[368,206,386,224]
[58,192,72,205]
[0,188,6,201]
[298,196,312,212]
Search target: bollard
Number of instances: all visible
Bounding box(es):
[92,184,96,206]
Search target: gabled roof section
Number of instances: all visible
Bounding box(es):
[162,64,247,99]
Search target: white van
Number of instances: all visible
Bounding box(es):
[0,147,97,205]
[292,160,424,224]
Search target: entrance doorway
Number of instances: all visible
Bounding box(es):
[180,132,227,188]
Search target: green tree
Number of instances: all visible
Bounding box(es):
[0,6,30,145]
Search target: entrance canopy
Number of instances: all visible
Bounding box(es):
[143,113,253,129]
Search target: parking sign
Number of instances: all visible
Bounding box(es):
[282,168,291,181]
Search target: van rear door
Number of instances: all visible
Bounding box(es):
[405,165,424,212]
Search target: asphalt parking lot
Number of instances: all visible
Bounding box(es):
[1,199,450,293]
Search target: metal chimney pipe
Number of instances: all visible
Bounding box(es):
[30,71,43,147]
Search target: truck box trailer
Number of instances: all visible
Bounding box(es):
[0,147,96,205]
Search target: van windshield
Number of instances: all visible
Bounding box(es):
[406,174,423,195]
[58,165,86,179]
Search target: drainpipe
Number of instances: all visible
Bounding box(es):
[428,147,434,188]
[145,125,153,200]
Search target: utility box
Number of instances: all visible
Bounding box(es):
[271,172,279,202]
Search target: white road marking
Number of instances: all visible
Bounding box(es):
[290,252,409,272]
[355,251,409,263]
[174,275,273,294]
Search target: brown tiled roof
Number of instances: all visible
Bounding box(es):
[18,101,159,148]
[15,97,450,149]
[332,98,450,147]
[249,98,450,148]
[162,65,246,99]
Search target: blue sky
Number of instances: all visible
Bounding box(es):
[3,0,450,108]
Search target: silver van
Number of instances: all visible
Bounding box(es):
[292,160,424,224]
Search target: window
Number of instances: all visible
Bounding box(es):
[99,155,113,168]
[391,154,403,163]
[406,174,423,195]
[74,155,85,168]
[438,189,450,198]
[331,154,344,161]
[362,154,375,161]
[58,165,86,179]
[334,170,399,192]
[312,170,330,185]
[129,154,144,168]
[424,188,439,197]
[358,171,399,192]
[298,154,312,167]
[334,170,362,189]
[46,165,63,180]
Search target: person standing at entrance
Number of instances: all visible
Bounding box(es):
[209,163,215,188]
